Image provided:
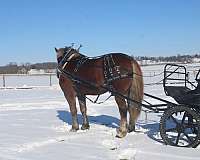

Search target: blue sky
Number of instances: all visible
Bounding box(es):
[0,0,200,65]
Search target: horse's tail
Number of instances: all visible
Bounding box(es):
[130,59,144,102]
[128,59,144,123]
[125,59,143,132]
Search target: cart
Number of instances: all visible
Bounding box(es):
[159,64,200,147]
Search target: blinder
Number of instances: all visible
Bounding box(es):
[57,56,63,64]
[57,47,74,78]
[58,47,73,66]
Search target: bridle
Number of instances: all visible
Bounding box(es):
[58,47,79,69]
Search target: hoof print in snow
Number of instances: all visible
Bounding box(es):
[58,139,65,142]
[70,128,79,132]
[110,147,117,150]
[118,148,137,160]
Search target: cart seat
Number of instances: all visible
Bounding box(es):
[165,86,200,105]
[165,86,191,98]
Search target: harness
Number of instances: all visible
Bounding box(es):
[58,51,125,84]
[57,49,133,104]
[74,56,88,72]
[103,54,121,87]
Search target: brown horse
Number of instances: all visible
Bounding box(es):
[55,46,143,137]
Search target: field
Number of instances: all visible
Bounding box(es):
[0,64,200,160]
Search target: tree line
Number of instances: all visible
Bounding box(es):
[0,53,199,74]
[0,62,57,74]
[134,54,200,63]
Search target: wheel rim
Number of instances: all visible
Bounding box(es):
[160,107,200,147]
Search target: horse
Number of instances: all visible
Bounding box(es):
[55,46,143,138]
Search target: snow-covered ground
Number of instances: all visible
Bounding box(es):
[0,64,200,160]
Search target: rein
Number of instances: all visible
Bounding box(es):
[57,65,158,112]
[85,94,112,104]
[58,47,73,66]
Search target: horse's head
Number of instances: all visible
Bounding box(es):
[55,46,80,64]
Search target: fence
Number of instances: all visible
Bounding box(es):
[0,70,198,88]
[0,74,58,88]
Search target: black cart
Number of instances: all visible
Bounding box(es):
[148,63,200,147]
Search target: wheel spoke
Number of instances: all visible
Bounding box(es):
[183,123,196,129]
[191,123,198,127]
[175,132,181,145]
[170,115,179,125]
[183,132,193,143]
[165,128,177,132]
[181,112,187,125]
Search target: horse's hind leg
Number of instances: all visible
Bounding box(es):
[115,96,128,138]
[128,84,142,133]
[128,101,141,132]
[78,94,90,130]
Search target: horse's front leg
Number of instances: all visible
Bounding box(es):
[78,94,90,130]
[59,76,79,131]
[66,95,79,131]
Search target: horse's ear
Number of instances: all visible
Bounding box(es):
[55,47,58,52]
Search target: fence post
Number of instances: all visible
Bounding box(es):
[49,74,52,86]
[3,75,5,87]
[145,111,148,123]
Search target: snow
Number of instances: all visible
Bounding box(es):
[0,64,200,160]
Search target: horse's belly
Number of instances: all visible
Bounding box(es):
[78,85,107,95]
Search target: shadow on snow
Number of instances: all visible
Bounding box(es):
[57,110,120,128]
[138,120,164,144]
[57,110,164,144]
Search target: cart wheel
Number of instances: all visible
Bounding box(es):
[160,105,200,147]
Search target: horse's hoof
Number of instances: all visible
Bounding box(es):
[70,126,79,132]
[116,128,127,138]
[81,124,90,130]
[128,125,135,133]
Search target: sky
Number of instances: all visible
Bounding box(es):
[0,0,200,65]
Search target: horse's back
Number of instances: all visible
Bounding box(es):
[87,53,133,61]
[86,53,134,70]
